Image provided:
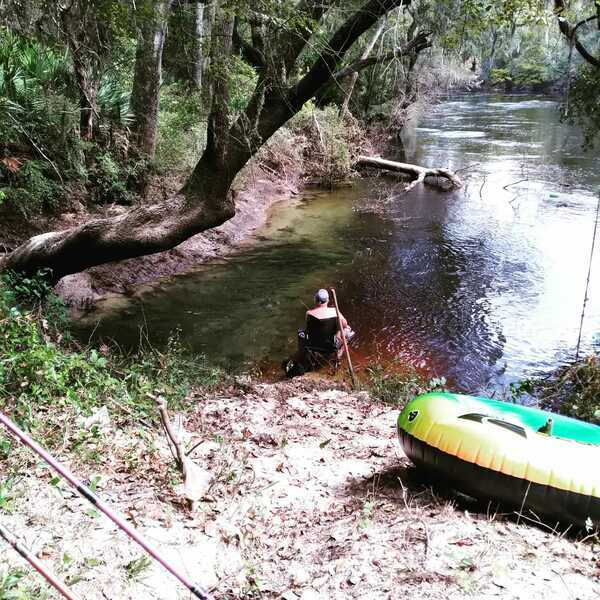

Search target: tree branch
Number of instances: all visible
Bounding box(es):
[289,0,411,108]
[356,155,463,191]
[332,32,431,82]
[554,0,600,68]
[233,16,264,69]
[1,169,235,281]
[279,0,334,76]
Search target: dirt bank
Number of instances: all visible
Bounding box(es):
[2,378,598,599]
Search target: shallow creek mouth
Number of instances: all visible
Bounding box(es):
[76,93,600,394]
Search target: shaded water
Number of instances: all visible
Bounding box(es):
[77,94,600,394]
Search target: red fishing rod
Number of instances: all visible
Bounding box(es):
[0,410,213,600]
[0,523,82,600]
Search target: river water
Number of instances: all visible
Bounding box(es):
[77,94,600,394]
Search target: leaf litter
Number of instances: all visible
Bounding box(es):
[1,377,598,599]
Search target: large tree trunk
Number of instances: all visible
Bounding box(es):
[192,0,205,90]
[59,1,111,142]
[130,0,173,158]
[1,0,410,281]
[2,150,235,281]
[201,0,218,108]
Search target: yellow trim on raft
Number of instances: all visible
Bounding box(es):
[405,394,600,499]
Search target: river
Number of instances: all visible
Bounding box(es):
[76,94,600,395]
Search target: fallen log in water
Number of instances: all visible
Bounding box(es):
[356,155,463,191]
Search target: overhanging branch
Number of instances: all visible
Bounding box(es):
[233,17,264,69]
[554,0,600,68]
[290,0,410,108]
[332,32,431,82]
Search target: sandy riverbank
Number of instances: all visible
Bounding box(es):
[2,377,598,599]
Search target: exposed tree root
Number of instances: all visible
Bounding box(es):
[356,155,463,191]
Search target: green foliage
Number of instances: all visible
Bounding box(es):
[365,362,447,406]
[566,65,600,150]
[537,356,600,424]
[0,566,51,600]
[155,83,207,171]
[490,68,511,85]
[125,555,152,581]
[97,76,133,131]
[512,62,548,86]
[0,274,223,450]
[0,160,64,216]
[86,151,144,204]
[0,27,138,214]
[228,56,258,116]
[0,28,76,162]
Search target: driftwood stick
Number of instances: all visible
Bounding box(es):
[356,155,463,191]
[154,395,212,511]
[155,395,186,469]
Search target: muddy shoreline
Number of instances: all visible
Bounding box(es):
[51,166,305,312]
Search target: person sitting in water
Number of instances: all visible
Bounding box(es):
[299,288,355,361]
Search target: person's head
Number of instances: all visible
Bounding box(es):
[314,288,329,306]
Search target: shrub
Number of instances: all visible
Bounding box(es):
[365,362,447,406]
[537,356,600,424]
[0,274,223,449]
[228,55,258,116]
[0,160,64,216]
[284,103,364,185]
[490,68,511,85]
[155,83,207,171]
[512,62,547,86]
[565,65,600,150]
[86,151,142,204]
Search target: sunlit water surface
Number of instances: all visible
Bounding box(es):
[76,94,600,394]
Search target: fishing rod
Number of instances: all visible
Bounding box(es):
[0,410,213,600]
[0,523,82,600]
[575,192,600,361]
[330,288,356,387]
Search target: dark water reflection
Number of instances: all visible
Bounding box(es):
[77,94,600,394]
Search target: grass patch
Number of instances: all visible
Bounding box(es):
[0,272,224,460]
[365,361,447,406]
[0,567,54,600]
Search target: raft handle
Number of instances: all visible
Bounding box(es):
[458,413,527,438]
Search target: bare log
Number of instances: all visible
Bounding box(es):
[356,155,462,191]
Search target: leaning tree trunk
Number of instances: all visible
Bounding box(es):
[130,0,173,159]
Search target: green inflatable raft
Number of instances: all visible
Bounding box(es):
[397,392,600,527]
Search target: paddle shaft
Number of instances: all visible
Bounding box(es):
[0,523,82,600]
[0,411,212,600]
[330,288,356,387]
